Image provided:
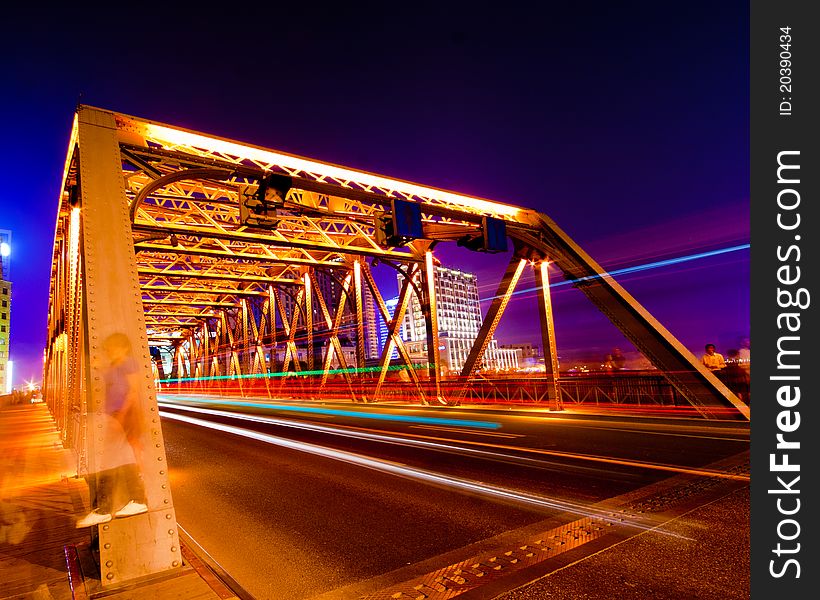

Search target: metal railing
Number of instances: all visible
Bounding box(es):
[159,370,688,408]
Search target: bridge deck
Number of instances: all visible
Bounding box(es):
[0,399,228,599]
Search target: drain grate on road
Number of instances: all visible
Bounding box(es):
[361,453,750,600]
[629,460,750,515]
[361,516,615,600]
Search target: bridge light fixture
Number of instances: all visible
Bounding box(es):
[239,174,290,228]
[140,121,523,218]
[375,199,424,247]
[456,217,508,253]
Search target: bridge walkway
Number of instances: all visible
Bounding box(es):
[0,398,233,600]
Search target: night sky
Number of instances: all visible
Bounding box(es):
[1,3,749,385]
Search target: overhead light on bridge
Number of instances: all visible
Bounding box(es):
[239,173,291,228]
[255,173,291,206]
[457,216,508,253]
[375,199,425,247]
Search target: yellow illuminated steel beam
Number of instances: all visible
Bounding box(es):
[365,265,426,403]
[117,113,528,222]
[459,257,527,383]
[74,107,180,585]
[422,251,443,404]
[534,260,562,410]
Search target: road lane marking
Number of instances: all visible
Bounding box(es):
[410,424,523,438]
[160,409,675,536]
[570,424,749,443]
[159,403,750,484]
[157,394,501,429]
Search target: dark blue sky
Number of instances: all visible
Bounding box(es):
[1,4,749,383]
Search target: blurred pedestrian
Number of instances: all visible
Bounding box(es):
[611,348,626,371]
[76,333,148,528]
[738,338,751,373]
[723,349,750,404]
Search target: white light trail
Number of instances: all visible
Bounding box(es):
[160,406,692,537]
[159,401,749,481]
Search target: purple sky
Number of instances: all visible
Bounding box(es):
[0,4,749,384]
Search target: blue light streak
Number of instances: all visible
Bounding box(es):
[160,409,690,538]
[158,394,502,429]
[488,243,750,301]
[554,243,751,288]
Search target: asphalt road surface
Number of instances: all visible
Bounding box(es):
[158,395,749,599]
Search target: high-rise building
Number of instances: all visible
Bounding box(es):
[399,265,518,375]
[377,297,399,359]
[0,229,12,393]
[277,267,380,367]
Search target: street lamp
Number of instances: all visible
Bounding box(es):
[0,242,9,258]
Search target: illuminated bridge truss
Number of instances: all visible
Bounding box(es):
[42,106,747,584]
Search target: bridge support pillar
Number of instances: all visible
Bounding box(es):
[421,251,443,404]
[534,260,562,410]
[457,256,527,402]
[76,106,180,586]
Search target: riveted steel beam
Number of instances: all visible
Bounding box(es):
[512,218,749,420]
[534,260,562,410]
[459,257,527,384]
[74,106,180,585]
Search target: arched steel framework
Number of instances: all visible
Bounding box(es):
[43,105,748,586]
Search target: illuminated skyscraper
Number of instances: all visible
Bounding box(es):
[400,265,518,374]
[277,267,380,367]
[377,297,399,359]
[0,229,11,393]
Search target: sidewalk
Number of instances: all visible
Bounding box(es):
[0,397,235,600]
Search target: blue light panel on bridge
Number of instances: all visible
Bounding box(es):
[378,199,424,246]
[392,198,424,240]
[160,395,502,429]
[482,216,508,253]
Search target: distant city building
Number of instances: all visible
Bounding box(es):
[500,343,540,360]
[278,268,380,367]
[377,297,399,359]
[0,229,12,393]
[399,265,518,375]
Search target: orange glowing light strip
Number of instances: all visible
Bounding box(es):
[62,115,79,192]
[69,208,81,273]
[135,120,523,219]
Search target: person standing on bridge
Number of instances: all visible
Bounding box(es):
[76,333,148,528]
[610,348,626,371]
[701,343,726,372]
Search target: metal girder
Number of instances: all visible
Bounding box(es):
[511,218,749,419]
[139,284,282,298]
[363,264,426,403]
[311,271,355,392]
[72,107,180,585]
[142,299,236,308]
[459,257,527,382]
[421,252,444,405]
[120,141,526,230]
[138,266,297,285]
[534,260,562,410]
[134,242,347,268]
[353,261,366,378]
[304,272,314,371]
[114,118,531,224]
[132,221,418,262]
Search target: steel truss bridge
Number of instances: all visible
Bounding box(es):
[41,106,748,586]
